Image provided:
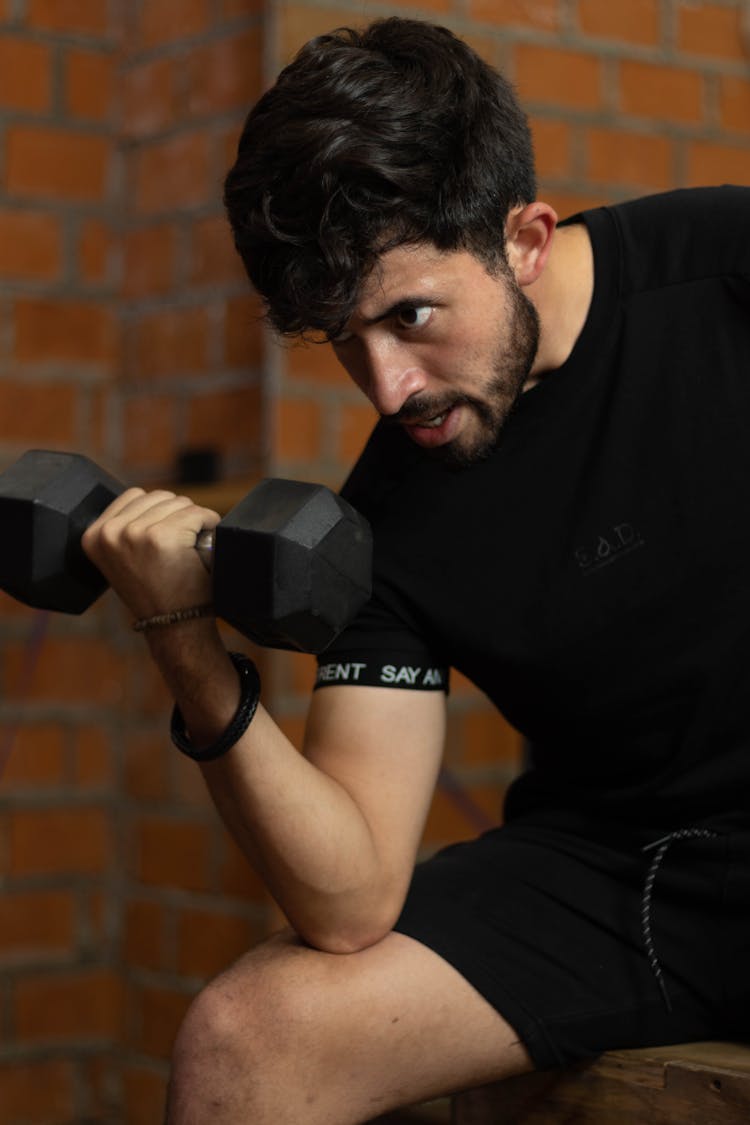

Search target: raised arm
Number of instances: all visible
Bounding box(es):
[82,488,446,953]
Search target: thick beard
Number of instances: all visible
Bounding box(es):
[390,272,540,469]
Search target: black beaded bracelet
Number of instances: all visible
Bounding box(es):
[170,652,261,763]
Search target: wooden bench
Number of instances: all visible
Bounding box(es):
[452,1041,750,1124]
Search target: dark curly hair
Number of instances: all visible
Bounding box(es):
[224,17,536,340]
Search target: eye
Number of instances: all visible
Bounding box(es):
[396,305,433,330]
[331,328,354,345]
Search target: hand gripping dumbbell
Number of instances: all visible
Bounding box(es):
[0,450,372,654]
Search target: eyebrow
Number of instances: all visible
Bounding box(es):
[359,295,438,327]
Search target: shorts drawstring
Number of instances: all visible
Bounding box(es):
[640,828,720,1013]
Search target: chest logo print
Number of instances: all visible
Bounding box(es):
[574,522,645,575]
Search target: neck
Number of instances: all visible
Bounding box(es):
[526,221,594,381]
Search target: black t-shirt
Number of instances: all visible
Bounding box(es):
[316,186,750,832]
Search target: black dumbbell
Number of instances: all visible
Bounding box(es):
[0,450,372,654]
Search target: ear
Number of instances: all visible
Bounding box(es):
[504,202,557,287]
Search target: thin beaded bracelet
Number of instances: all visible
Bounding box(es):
[133,604,215,632]
[170,652,261,762]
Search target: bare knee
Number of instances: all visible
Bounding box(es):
[166,934,339,1125]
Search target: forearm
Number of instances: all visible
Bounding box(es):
[148,624,402,951]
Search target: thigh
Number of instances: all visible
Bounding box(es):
[394,822,730,1069]
[172,927,533,1124]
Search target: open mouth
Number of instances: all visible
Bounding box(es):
[401,405,462,447]
[415,411,448,429]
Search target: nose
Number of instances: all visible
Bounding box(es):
[358,337,428,417]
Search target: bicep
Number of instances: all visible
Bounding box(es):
[303,684,446,880]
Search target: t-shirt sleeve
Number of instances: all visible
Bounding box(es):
[314,599,450,693]
[314,426,450,693]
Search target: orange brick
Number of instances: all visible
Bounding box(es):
[134,0,211,49]
[123,728,170,801]
[82,1054,117,1124]
[0,889,75,957]
[135,816,213,891]
[225,294,264,369]
[222,0,263,14]
[122,394,180,471]
[186,385,263,450]
[88,383,114,459]
[0,209,62,280]
[121,57,177,141]
[274,395,323,462]
[4,637,126,705]
[190,214,247,286]
[0,35,52,111]
[678,3,745,60]
[65,47,114,121]
[619,61,704,124]
[540,185,610,217]
[6,126,112,202]
[461,709,524,768]
[8,806,113,876]
[185,29,263,118]
[531,118,572,180]
[28,0,111,34]
[124,899,167,971]
[0,380,78,443]
[515,45,602,110]
[687,140,750,187]
[224,120,243,168]
[122,1064,168,1125]
[577,0,660,45]
[469,0,559,30]
[131,984,193,1058]
[585,127,673,189]
[14,968,124,1040]
[285,338,345,385]
[79,218,113,284]
[123,223,176,296]
[73,726,113,787]
[0,723,66,786]
[0,891,75,954]
[177,907,258,977]
[133,131,212,214]
[720,75,750,134]
[339,400,377,463]
[280,6,369,63]
[128,306,210,378]
[368,0,453,11]
[0,1059,75,1124]
[284,649,318,695]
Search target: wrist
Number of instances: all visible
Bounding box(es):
[170,651,261,762]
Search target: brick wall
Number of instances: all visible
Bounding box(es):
[0,2,749,1123]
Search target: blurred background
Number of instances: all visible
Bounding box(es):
[0,1,748,1122]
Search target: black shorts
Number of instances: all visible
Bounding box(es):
[393,817,750,1069]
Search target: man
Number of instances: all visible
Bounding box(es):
[82,17,750,1124]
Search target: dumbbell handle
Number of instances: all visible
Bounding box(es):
[195,528,214,570]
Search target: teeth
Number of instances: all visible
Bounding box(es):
[420,413,446,429]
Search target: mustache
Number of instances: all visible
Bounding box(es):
[383,391,494,429]
[384,393,475,425]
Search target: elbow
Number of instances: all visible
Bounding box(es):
[297,902,402,956]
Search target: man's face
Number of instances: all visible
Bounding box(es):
[332,242,540,467]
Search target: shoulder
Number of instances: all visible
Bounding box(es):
[585,186,750,296]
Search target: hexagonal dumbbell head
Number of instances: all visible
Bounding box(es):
[0,450,124,614]
[211,479,373,653]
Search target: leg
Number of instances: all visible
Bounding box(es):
[166,928,532,1125]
